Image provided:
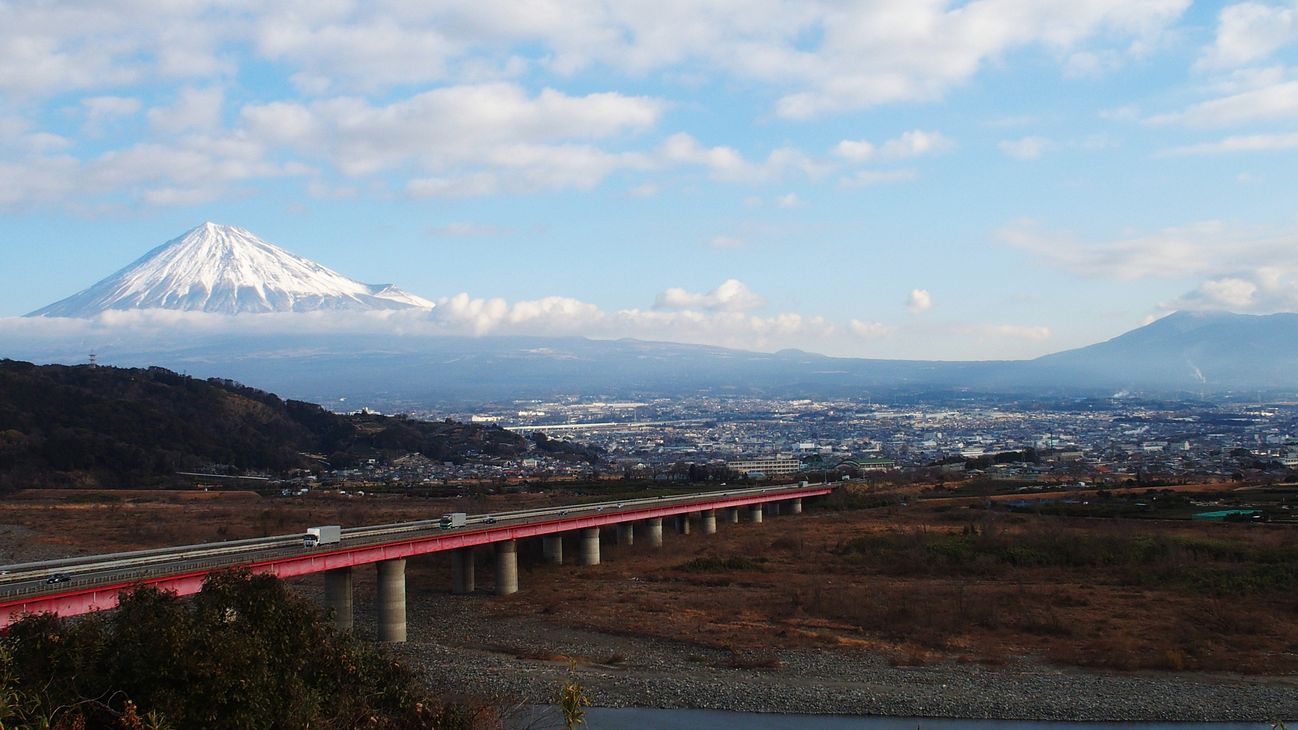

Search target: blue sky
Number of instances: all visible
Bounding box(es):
[4,1,1298,360]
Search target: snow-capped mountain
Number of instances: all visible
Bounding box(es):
[29,222,434,317]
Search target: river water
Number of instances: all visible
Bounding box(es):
[516,707,1280,729]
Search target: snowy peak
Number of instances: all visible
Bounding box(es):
[29,223,434,317]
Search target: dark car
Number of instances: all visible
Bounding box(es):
[45,573,71,584]
[484,516,498,524]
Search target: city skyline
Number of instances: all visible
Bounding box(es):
[4,2,1298,360]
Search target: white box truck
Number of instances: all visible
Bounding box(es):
[304,525,341,548]
[439,512,468,529]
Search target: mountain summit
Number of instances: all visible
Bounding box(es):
[29,222,434,317]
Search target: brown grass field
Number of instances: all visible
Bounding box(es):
[4,485,1297,675]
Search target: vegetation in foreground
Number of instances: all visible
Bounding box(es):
[0,570,493,730]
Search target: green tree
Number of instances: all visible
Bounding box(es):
[2,570,488,729]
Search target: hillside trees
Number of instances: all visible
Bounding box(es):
[0,570,490,729]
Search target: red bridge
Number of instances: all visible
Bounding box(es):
[0,482,835,639]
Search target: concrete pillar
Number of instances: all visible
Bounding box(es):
[376,559,406,643]
[701,509,717,535]
[789,498,803,515]
[616,523,634,546]
[495,540,518,596]
[646,518,664,548]
[543,535,564,565]
[323,567,353,632]
[679,515,692,535]
[580,527,601,566]
[451,548,475,594]
[727,507,741,524]
[749,504,764,523]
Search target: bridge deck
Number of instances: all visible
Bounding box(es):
[1,484,832,629]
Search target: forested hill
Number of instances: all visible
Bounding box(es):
[0,360,530,488]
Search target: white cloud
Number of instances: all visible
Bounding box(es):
[879,130,955,158]
[708,235,746,249]
[1160,131,1298,156]
[837,169,918,188]
[1147,79,1298,128]
[999,136,1052,160]
[1166,267,1298,312]
[148,87,224,134]
[243,84,662,177]
[849,319,894,339]
[0,134,309,208]
[833,130,953,162]
[833,139,875,162]
[999,219,1248,280]
[0,1,1189,117]
[658,133,825,183]
[429,290,836,352]
[654,279,765,312]
[1001,218,1298,314]
[82,96,140,122]
[1199,2,1298,68]
[906,289,933,314]
[775,192,801,209]
[771,1,1188,118]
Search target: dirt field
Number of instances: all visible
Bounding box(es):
[4,485,1297,676]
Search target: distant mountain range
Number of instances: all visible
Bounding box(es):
[12,224,1298,404]
[31,222,432,317]
[6,311,1295,404]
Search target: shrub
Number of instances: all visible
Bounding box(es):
[675,555,762,572]
[1,569,489,729]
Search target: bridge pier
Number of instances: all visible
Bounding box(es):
[580,528,601,565]
[451,548,475,594]
[727,507,740,524]
[645,518,663,547]
[495,540,518,595]
[323,566,353,632]
[543,535,564,565]
[701,509,717,535]
[749,504,764,523]
[678,515,691,535]
[376,559,406,643]
[616,523,634,546]
[789,498,803,515]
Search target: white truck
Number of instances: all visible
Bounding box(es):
[304,525,341,548]
[439,512,468,529]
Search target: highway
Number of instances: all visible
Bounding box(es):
[0,482,829,601]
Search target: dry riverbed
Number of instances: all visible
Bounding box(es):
[373,590,1298,722]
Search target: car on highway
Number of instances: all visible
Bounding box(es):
[45,573,71,584]
[558,509,569,515]
[484,516,497,524]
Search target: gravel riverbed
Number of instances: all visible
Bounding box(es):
[366,591,1298,723]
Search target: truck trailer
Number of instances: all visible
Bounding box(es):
[439,512,467,529]
[304,525,341,548]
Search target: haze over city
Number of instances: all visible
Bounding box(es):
[5,2,1298,360]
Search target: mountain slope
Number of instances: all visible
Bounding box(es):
[1025,311,1298,393]
[0,360,529,488]
[29,222,434,316]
